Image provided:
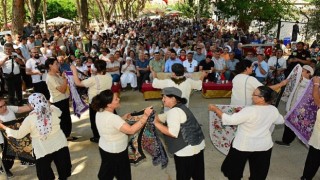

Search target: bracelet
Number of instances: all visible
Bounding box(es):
[314,83,320,86]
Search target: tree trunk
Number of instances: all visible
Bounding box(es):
[12,0,25,36]
[1,0,8,30]
[26,0,41,26]
[81,0,89,30]
[42,0,47,33]
[95,0,106,23]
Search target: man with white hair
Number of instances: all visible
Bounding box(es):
[120,57,137,90]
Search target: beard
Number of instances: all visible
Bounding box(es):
[34,54,40,59]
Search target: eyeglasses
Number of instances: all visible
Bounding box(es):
[31,52,38,54]
[0,103,6,108]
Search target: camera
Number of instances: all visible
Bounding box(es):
[9,55,17,59]
[35,62,46,73]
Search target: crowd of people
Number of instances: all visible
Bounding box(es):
[0,16,318,179]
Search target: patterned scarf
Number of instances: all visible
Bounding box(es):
[285,79,319,145]
[28,93,52,140]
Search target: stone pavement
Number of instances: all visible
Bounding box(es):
[1,91,319,180]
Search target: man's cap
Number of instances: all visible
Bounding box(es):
[162,87,182,98]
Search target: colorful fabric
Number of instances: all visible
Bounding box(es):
[65,71,89,118]
[209,105,244,155]
[141,112,168,168]
[28,93,52,140]
[1,117,35,163]
[281,64,302,109]
[285,79,319,145]
[126,118,146,164]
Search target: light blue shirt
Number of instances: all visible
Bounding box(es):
[254,61,269,78]
[165,58,182,72]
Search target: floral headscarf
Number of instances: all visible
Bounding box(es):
[28,93,52,140]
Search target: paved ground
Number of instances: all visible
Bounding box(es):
[1,90,320,180]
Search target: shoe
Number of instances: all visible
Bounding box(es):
[21,161,36,166]
[67,136,78,141]
[90,137,99,143]
[5,170,13,178]
[275,141,290,147]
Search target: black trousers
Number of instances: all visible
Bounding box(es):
[36,147,71,180]
[0,144,14,171]
[221,146,272,180]
[5,73,22,104]
[137,70,150,90]
[302,146,320,180]
[52,98,72,138]
[98,148,131,180]
[89,105,99,138]
[33,81,50,100]
[282,125,296,144]
[173,150,205,180]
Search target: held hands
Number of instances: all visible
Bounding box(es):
[143,106,153,117]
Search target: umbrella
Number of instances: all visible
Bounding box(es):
[46,17,74,24]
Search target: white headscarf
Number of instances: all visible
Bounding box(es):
[28,93,52,140]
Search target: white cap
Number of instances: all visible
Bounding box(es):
[303,65,314,76]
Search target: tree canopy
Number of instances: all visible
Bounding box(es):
[215,0,297,32]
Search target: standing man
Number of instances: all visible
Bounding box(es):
[267,49,287,84]
[26,48,50,100]
[292,21,299,42]
[0,43,24,105]
[285,41,311,77]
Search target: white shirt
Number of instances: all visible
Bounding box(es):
[159,107,205,156]
[6,105,68,159]
[18,44,31,60]
[267,56,287,70]
[222,105,284,151]
[25,57,47,83]
[231,74,262,105]
[0,52,21,74]
[99,54,109,62]
[106,61,120,75]
[96,111,127,153]
[152,78,202,107]
[0,106,19,144]
[212,57,226,71]
[183,60,198,73]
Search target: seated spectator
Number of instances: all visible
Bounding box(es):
[220,47,231,61]
[253,52,269,83]
[106,54,120,82]
[245,51,258,62]
[164,49,182,73]
[149,52,165,82]
[193,47,206,63]
[199,55,215,82]
[267,49,287,84]
[183,52,198,73]
[99,48,110,62]
[212,49,227,78]
[178,49,187,61]
[225,52,239,80]
[75,58,88,80]
[136,53,150,91]
[120,57,137,90]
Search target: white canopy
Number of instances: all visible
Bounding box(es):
[46,17,74,24]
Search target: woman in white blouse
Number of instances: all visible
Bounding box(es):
[0,93,72,180]
[40,40,52,58]
[209,86,284,180]
[231,60,287,106]
[71,60,112,143]
[301,77,320,180]
[45,57,76,141]
[91,90,152,180]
